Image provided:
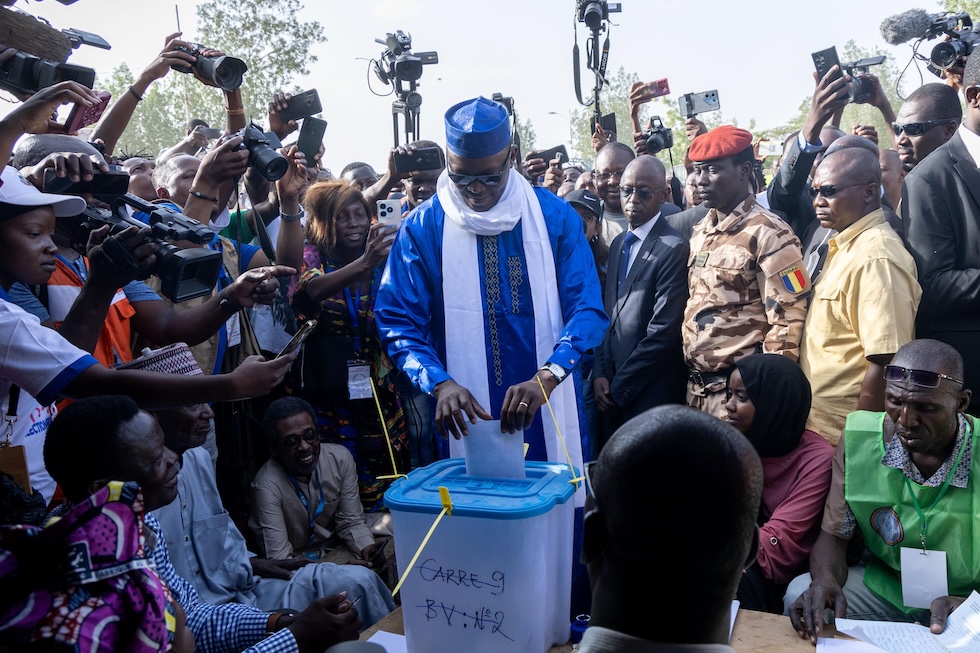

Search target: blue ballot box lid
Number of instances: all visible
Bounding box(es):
[384,458,577,520]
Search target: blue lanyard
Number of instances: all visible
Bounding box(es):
[343,282,363,352]
[285,468,326,546]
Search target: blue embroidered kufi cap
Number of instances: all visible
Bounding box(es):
[444,97,511,159]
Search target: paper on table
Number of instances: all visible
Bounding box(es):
[366,630,408,652]
[730,600,739,641]
[817,639,889,652]
[461,420,526,479]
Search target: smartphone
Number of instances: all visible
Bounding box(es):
[812,46,843,84]
[198,127,223,139]
[64,90,111,134]
[393,146,445,173]
[648,78,670,98]
[276,319,318,359]
[43,169,130,195]
[678,90,721,118]
[377,199,402,226]
[278,89,322,123]
[531,144,569,166]
[368,539,388,564]
[296,117,327,169]
[757,140,783,158]
[589,112,617,136]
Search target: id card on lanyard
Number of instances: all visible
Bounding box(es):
[899,426,969,608]
[286,468,325,550]
[344,282,373,400]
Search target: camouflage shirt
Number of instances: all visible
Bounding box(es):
[683,194,811,372]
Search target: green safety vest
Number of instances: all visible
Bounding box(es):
[844,410,980,613]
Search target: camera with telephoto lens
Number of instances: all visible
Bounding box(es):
[71,193,222,303]
[576,0,622,30]
[235,124,288,181]
[641,116,673,154]
[170,43,248,92]
[841,56,886,104]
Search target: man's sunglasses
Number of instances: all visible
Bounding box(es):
[281,428,319,450]
[883,365,964,388]
[807,183,866,199]
[891,119,956,137]
[620,186,660,201]
[447,158,510,188]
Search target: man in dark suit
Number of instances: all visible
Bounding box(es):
[902,50,980,414]
[592,156,689,446]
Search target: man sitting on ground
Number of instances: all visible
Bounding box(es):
[581,405,763,651]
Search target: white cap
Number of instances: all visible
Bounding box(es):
[0,166,87,218]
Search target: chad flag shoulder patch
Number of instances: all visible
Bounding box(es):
[779,265,809,294]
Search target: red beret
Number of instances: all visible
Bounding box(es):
[688,125,754,162]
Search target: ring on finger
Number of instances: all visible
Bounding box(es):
[518,401,529,408]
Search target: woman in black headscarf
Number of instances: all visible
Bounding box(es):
[724,354,834,613]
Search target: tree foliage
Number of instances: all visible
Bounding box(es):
[515,115,537,155]
[99,0,325,157]
[944,0,980,16]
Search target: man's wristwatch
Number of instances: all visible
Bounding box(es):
[539,362,568,384]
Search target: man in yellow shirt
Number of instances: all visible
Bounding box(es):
[800,149,921,444]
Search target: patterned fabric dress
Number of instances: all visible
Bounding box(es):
[290,243,409,511]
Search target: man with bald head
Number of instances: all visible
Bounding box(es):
[591,156,689,444]
[788,339,979,640]
[592,142,635,246]
[581,405,763,651]
[799,148,920,445]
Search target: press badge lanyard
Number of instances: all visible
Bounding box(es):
[343,282,365,353]
[286,469,325,546]
[904,426,970,552]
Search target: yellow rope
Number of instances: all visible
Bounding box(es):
[391,487,453,597]
[535,375,583,488]
[372,376,407,481]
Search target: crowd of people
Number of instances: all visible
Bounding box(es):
[0,16,979,653]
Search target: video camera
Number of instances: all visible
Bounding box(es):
[171,43,248,92]
[576,0,622,30]
[842,56,887,104]
[373,31,438,86]
[880,9,977,77]
[0,53,95,96]
[641,116,673,154]
[929,15,978,71]
[72,191,221,303]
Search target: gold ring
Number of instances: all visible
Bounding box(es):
[518,401,529,408]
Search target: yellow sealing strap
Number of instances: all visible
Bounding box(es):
[535,375,584,488]
[523,442,530,458]
[372,377,407,481]
[391,486,453,597]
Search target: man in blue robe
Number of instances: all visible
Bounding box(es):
[375,97,608,502]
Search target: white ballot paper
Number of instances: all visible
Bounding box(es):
[366,630,408,652]
[817,639,889,652]
[835,591,980,652]
[730,600,739,640]
[461,420,526,479]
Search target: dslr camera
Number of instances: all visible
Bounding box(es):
[235,124,288,181]
[641,116,673,154]
[171,43,248,92]
[72,192,221,303]
[576,0,622,30]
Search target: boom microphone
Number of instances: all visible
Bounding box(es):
[880,8,933,45]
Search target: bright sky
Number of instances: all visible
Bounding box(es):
[5,0,947,172]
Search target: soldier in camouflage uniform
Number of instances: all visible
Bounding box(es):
[683,126,812,419]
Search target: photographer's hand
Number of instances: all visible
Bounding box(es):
[629,81,658,134]
[591,124,609,154]
[87,225,156,288]
[542,157,565,194]
[523,151,549,182]
[195,135,248,191]
[222,265,296,310]
[269,91,298,140]
[0,81,101,160]
[21,152,109,190]
[362,146,412,208]
[852,125,879,146]
[803,66,851,146]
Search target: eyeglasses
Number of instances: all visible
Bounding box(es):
[891,119,956,137]
[447,158,510,188]
[594,170,624,183]
[807,183,867,199]
[620,186,661,201]
[280,428,319,450]
[883,365,964,388]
